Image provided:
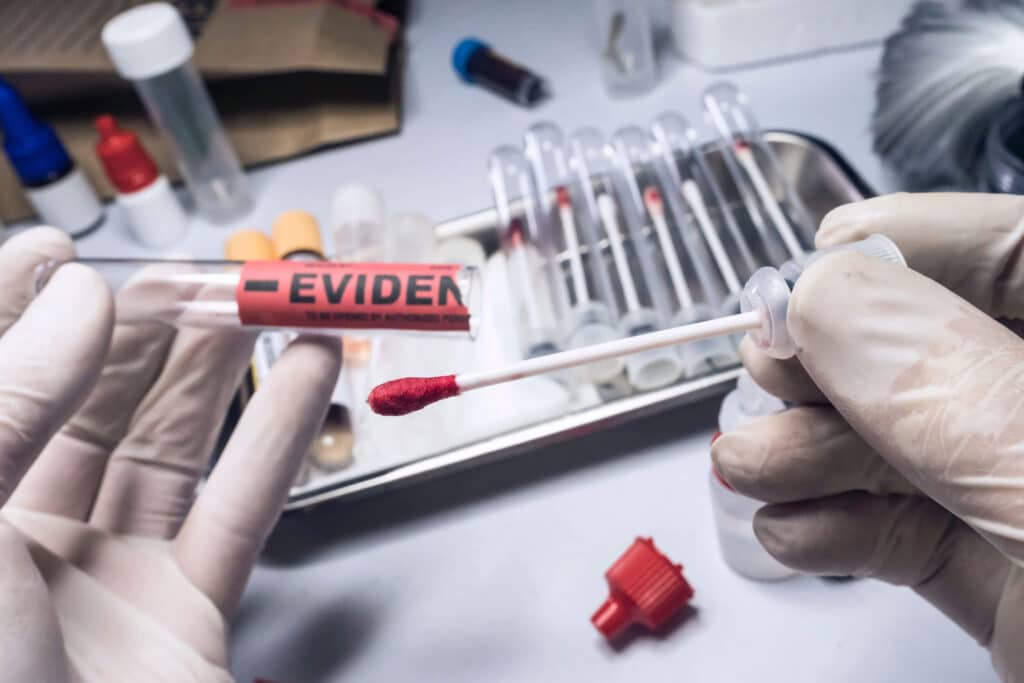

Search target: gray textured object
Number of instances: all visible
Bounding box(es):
[874,0,1024,190]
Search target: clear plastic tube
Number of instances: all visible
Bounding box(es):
[132,62,250,222]
[35,259,481,339]
[524,122,624,383]
[489,144,568,359]
[656,113,758,311]
[703,82,814,261]
[605,127,685,391]
[649,114,739,373]
[740,235,905,358]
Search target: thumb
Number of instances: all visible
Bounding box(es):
[789,251,1024,564]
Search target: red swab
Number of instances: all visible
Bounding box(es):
[367,310,762,416]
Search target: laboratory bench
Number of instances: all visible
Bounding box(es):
[67,1,997,681]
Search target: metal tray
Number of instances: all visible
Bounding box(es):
[284,130,871,511]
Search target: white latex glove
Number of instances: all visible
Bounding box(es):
[711,193,1024,681]
[0,228,341,682]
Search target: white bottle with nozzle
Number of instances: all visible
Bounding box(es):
[710,371,798,581]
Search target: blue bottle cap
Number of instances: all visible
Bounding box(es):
[0,77,73,187]
[452,37,489,84]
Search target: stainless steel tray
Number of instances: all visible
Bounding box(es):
[284,130,870,511]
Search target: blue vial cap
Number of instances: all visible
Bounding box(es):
[452,38,489,83]
[0,77,72,186]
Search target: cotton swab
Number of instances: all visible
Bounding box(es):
[680,179,742,294]
[733,141,805,260]
[368,310,762,415]
[643,187,694,311]
[557,186,591,303]
[597,192,642,312]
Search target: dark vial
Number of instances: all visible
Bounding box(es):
[452,38,549,107]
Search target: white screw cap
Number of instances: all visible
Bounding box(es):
[102,3,194,80]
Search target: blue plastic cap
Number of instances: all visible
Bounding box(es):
[0,77,72,186]
[452,37,489,83]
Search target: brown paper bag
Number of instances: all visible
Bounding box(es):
[0,0,403,222]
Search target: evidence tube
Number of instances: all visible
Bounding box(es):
[35,259,480,338]
[604,128,684,391]
[524,122,624,383]
[703,82,812,262]
[489,144,568,359]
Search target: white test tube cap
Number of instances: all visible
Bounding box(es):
[620,308,683,392]
[102,3,194,80]
[569,301,625,384]
[331,184,386,228]
[673,305,739,377]
[741,235,906,360]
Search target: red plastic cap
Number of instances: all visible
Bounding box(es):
[591,537,694,639]
[94,114,158,193]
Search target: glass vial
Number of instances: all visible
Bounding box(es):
[596,0,658,97]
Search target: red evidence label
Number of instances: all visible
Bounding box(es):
[237,261,472,332]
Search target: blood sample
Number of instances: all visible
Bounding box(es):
[452,38,549,107]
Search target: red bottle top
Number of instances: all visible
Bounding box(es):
[591,537,694,639]
[94,114,159,194]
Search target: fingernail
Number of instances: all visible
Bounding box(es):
[711,432,756,493]
[752,511,792,560]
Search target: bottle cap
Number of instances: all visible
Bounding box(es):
[102,3,194,80]
[94,115,159,193]
[0,77,73,187]
[452,37,489,83]
[225,230,275,261]
[272,210,324,259]
[591,538,694,640]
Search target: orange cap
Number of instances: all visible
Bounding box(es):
[225,230,275,260]
[272,210,324,259]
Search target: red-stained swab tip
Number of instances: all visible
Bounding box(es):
[643,186,662,210]
[734,140,750,153]
[556,186,572,209]
[367,375,461,416]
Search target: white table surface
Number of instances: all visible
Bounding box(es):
[67,1,997,681]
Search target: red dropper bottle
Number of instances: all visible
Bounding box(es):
[95,114,159,193]
[93,114,188,246]
[591,537,694,640]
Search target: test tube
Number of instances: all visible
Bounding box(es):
[649,115,739,372]
[35,259,481,338]
[102,3,251,222]
[489,145,568,359]
[331,184,389,364]
[601,128,684,391]
[524,122,624,384]
[704,82,813,262]
[609,126,717,379]
[652,113,753,313]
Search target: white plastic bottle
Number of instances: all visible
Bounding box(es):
[710,371,798,581]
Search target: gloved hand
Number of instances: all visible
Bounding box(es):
[711,193,1024,681]
[0,228,341,682]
